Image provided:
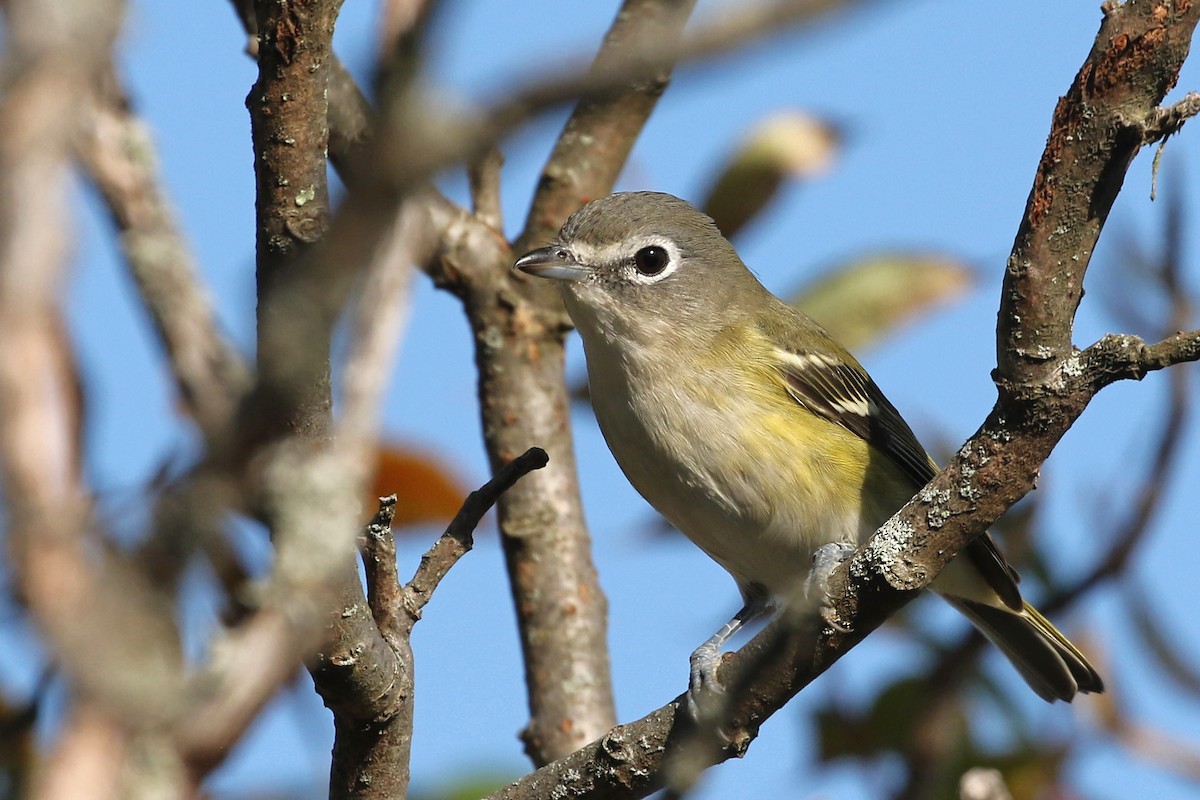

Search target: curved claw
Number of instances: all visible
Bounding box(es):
[806,541,856,632]
[686,642,733,743]
[686,641,725,720]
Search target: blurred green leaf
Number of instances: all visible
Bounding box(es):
[701,111,841,239]
[816,677,964,760]
[815,672,1071,799]
[791,253,973,350]
[410,771,513,800]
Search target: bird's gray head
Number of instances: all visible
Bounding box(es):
[514,192,762,342]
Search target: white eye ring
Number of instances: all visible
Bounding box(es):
[633,246,669,276]
[626,239,679,284]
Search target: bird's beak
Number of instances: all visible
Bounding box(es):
[514,245,589,282]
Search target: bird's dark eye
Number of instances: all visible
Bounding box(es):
[633,246,669,276]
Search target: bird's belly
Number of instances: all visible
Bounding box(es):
[588,355,876,598]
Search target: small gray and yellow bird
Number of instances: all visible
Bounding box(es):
[514,191,1103,703]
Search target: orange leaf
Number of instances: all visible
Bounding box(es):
[368,443,468,529]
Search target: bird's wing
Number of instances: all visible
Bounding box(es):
[773,344,1023,610]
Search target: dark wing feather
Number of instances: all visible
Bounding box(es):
[774,348,935,488]
[773,346,1022,609]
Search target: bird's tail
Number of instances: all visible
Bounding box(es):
[945,597,1104,703]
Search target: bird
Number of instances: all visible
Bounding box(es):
[514,191,1103,704]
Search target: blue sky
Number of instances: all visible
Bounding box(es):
[19,1,1200,798]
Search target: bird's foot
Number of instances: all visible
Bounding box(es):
[686,640,724,721]
[806,542,856,632]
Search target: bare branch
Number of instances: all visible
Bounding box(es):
[0,2,198,798]
[401,447,550,625]
[477,0,702,765]
[329,448,546,800]
[339,200,431,445]
[468,146,505,231]
[361,496,403,644]
[997,3,1200,388]
[1144,90,1200,141]
[245,0,345,441]
[77,72,251,440]
[166,2,421,792]
[318,496,413,800]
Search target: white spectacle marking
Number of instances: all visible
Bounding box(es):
[563,236,683,285]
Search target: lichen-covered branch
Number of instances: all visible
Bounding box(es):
[997,0,1199,388]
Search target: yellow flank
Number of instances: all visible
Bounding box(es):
[703,323,907,533]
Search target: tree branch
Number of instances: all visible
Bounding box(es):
[475,0,702,764]
[401,447,550,625]
[246,0,344,441]
[325,448,548,800]
[78,70,251,441]
[0,1,191,798]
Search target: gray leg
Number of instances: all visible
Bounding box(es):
[687,595,770,720]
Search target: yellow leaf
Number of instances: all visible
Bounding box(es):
[701,111,841,239]
[790,252,973,350]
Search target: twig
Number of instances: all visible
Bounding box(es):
[468,146,505,231]
[1144,91,1200,142]
[323,494,413,800]
[361,496,402,644]
[341,449,547,800]
[401,447,550,626]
